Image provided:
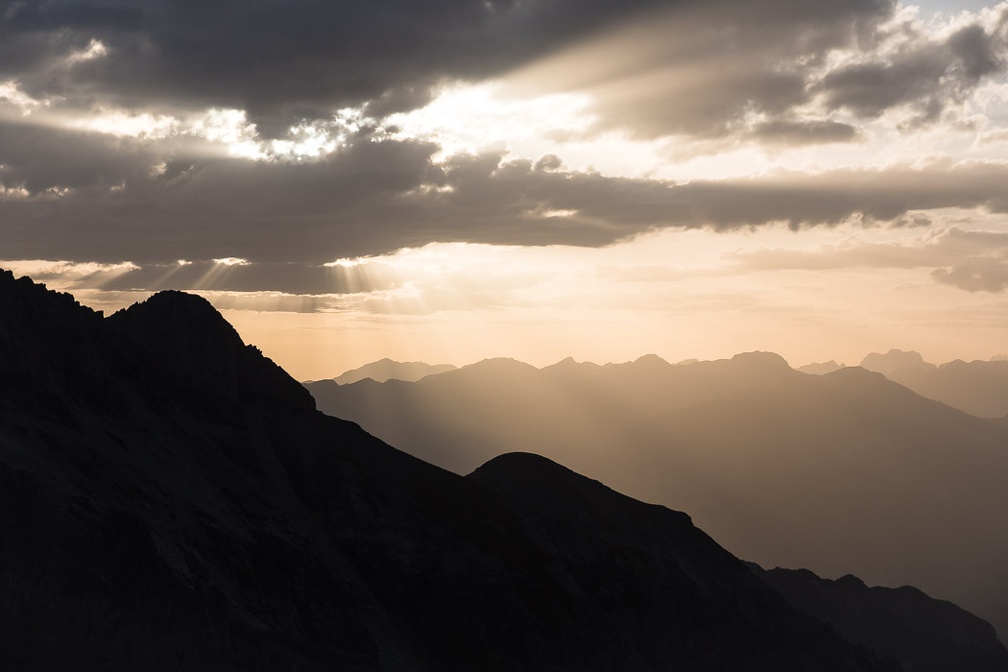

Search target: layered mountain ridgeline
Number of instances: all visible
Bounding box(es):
[0,269,901,670]
[856,349,1008,419]
[306,353,1008,643]
[313,359,458,385]
[750,565,1008,672]
[797,349,1008,419]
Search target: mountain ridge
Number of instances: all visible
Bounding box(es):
[0,269,908,670]
[306,347,1008,642]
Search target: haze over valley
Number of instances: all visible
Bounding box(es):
[307,352,1008,642]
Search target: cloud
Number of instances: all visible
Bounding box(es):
[4,107,1008,277]
[2,0,1008,301]
[728,225,1008,292]
[504,1,1008,143]
[0,0,674,134]
[748,119,861,145]
[932,258,1008,292]
[1,0,1005,152]
[817,20,1008,124]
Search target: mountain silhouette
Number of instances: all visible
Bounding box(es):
[858,350,1008,418]
[797,360,845,375]
[0,269,902,670]
[859,349,935,378]
[307,352,1008,643]
[323,358,458,385]
[750,565,1008,672]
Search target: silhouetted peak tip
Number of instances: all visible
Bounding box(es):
[860,349,935,374]
[111,290,241,342]
[461,357,538,375]
[826,366,889,382]
[730,351,792,370]
[469,451,603,495]
[125,289,221,318]
[835,574,867,589]
[472,451,566,476]
[0,268,103,338]
[633,353,670,366]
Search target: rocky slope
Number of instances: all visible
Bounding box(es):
[752,566,1008,672]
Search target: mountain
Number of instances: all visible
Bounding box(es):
[798,360,845,375]
[751,565,1008,672]
[859,350,935,378]
[306,352,1008,642]
[322,358,457,385]
[857,349,1008,418]
[0,269,899,670]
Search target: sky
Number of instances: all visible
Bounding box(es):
[2,0,1008,380]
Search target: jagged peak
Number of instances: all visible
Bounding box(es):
[0,267,102,324]
[109,290,244,350]
[104,289,315,413]
[113,289,229,324]
[860,349,935,374]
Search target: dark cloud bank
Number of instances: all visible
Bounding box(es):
[2,0,1008,294]
[4,130,1008,265]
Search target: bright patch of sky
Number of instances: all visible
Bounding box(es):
[911,0,1001,17]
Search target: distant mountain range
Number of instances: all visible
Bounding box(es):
[798,349,1008,419]
[307,352,1008,643]
[0,268,945,669]
[314,358,458,385]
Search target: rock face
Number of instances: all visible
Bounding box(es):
[0,269,896,671]
[752,566,1008,672]
[305,350,1008,642]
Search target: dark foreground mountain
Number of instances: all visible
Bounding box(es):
[306,353,1008,642]
[0,270,897,670]
[751,565,1008,672]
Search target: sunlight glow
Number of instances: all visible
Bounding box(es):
[193,109,265,159]
[212,257,250,266]
[384,82,596,161]
[70,110,180,139]
[66,39,108,64]
[0,80,44,115]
